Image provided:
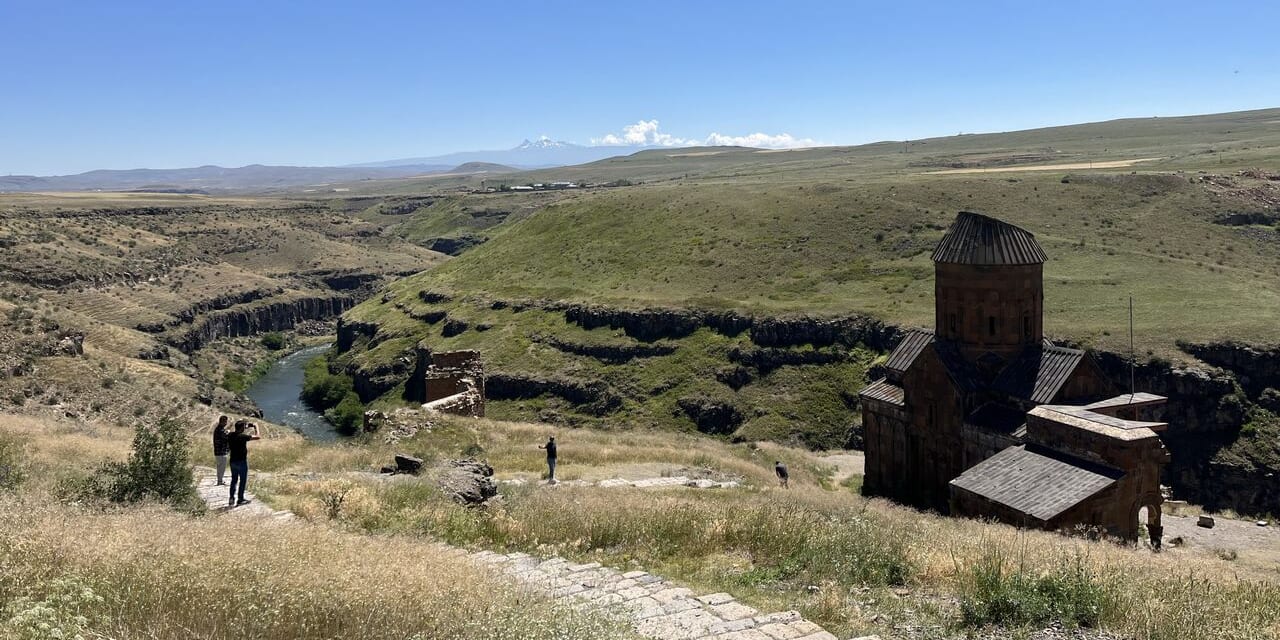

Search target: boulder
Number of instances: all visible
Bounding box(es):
[1197,515,1216,528]
[394,454,424,475]
[435,458,497,506]
[57,333,84,356]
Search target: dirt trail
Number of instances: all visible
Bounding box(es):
[924,157,1162,175]
[820,451,865,484]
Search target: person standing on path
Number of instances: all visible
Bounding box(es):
[538,436,558,484]
[227,420,261,507]
[212,416,230,486]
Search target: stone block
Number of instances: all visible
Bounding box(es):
[697,592,736,605]
[707,618,757,635]
[711,602,759,621]
[757,622,804,639]
[652,587,694,604]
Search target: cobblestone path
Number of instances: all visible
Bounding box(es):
[193,468,838,640]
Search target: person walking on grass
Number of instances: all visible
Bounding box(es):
[213,416,230,485]
[227,420,261,507]
[539,436,558,484]
[774,461,789,489]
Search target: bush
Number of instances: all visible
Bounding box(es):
[302,355,355,410]
[222,369,249,393]
[260,332,286,350]
[0,432,27,492]
[960,546,1116,628]
[80,417,200,511]
[324,393,365,435]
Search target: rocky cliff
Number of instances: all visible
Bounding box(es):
[339,296,1280,514]
[173,294,355,353]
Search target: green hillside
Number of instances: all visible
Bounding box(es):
[337,108,1280,444]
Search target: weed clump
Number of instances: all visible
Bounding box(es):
[959,545,1117,629]
[0,432,27,492]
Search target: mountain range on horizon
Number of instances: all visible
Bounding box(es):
[0,136,667,194]
[346,136,664,170]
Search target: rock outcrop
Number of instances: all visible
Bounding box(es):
[173,294,354,353]
[435,459,498,506]
[486,373,623,417]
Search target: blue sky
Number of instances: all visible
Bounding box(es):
[2,0,1278,175]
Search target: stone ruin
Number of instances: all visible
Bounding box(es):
[422,349,485,418]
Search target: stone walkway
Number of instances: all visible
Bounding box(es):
[502,475,741,490]
[194,466,295,522]
[470,549,836,640]
[191,468,836,640]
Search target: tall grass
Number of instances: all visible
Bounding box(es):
[958,543,1119,628]
[0,499,633,640]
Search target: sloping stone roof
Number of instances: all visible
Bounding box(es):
[884,329,934,375]
[949,444,1123,522]
[965,402,1027,434]
[860,378,905,406]
[992,345,1085,404]
[931,211,1048,265]
[933,341,985,394]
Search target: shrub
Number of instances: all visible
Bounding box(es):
[80,417,200,511]
[0,432,27,492]
[302,355,355,410]
[960,545,1116,628]
[324,393,365,435]
[221,369,248,393]
[260,332,286,350]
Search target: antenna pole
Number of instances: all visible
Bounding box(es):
[1129,295,1135,400]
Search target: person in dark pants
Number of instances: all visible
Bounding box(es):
[227,420,261,507]
[538,436,557,484]
[213,416,230,485]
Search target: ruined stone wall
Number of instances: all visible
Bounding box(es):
[425,372,469,403]
[424,389,484,418]
[417,350,486,418]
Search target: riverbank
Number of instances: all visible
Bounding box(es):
[244,343,339,441]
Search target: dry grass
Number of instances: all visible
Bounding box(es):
[7,410,1280,639]
[244,416,835,488]
[251,416,1280,640]
[0,497,633,640]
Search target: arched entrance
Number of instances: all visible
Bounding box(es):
[1135,498,1163,550]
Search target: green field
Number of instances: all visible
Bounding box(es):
[328,109,1280,447]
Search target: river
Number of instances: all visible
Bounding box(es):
[244,343,340,441]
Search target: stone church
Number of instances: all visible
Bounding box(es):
[859,212,1170,544]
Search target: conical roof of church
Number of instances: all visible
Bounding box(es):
[931,211,1047,265]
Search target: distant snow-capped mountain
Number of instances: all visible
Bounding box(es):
[350,137,675,170]
[514,136,576,150]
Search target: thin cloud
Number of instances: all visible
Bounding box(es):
[591,120,818,149]
[703,131,818,149]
